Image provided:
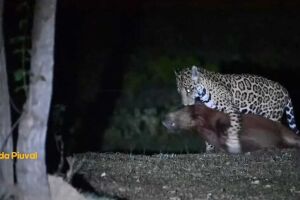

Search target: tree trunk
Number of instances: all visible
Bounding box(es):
[0,0,13,185]
[16,0,57,199]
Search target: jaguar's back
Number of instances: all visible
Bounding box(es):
[221,73,289,121]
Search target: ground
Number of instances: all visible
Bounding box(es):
[73,149,300,200]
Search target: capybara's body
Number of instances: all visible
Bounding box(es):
[162,104,300,153]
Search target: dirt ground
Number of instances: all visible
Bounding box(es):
[73,149,300,200]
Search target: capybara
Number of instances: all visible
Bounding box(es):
[162,104,300,153]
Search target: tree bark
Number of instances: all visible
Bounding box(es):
[0,0,13,185]
[16,0,57,199]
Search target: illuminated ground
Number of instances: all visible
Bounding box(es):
[74,149,300,200]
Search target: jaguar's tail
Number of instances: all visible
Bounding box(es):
[285,98,299,134]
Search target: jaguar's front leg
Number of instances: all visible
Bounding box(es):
[223,109,242,153]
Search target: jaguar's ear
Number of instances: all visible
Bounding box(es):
[175,67,184,76]
[191,66,199,81]
[174,69,179,76]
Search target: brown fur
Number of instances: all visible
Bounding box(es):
[163,104,300,153]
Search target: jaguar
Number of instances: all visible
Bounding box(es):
[175,66,298,153]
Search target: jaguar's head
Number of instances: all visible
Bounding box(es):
[175,66,208,106]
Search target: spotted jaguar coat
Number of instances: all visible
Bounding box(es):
[175,66,298,153]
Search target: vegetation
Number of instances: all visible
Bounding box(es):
[102,53,219,153]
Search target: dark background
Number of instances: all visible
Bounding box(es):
[3,0,300,171]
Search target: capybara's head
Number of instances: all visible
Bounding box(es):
[162,106,196,133]
[162,104,231,134]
